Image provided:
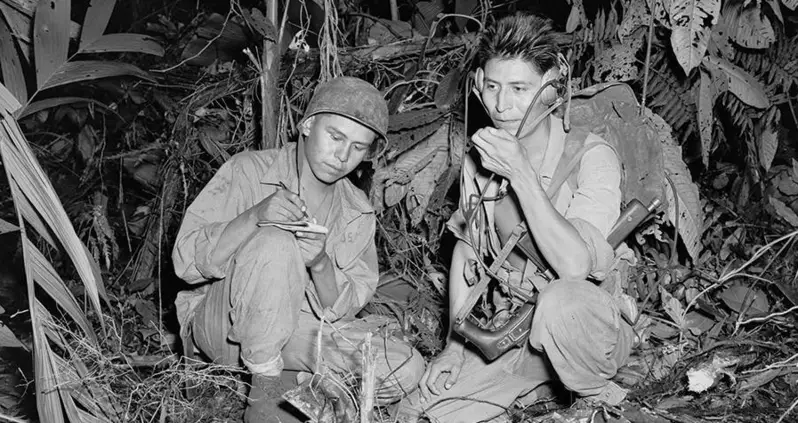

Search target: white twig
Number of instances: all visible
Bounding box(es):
[735,305,798,331]
[684,230,798,318]
[360,332,375,423]
[742,352,798,374]
[776,395,798,423]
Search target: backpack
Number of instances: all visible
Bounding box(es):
[548,82,667,211]
[514,82,669,295]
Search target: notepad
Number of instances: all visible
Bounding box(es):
[257,220,329,234]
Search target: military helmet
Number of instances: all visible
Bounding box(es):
[302,77,389,140]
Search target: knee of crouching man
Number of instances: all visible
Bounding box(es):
[376,347,425,404]
[536,280,585,319]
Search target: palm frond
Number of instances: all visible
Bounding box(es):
[1,81,108,421]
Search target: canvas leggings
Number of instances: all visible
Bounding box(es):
[188,227,424,404]
[397,278,635,422]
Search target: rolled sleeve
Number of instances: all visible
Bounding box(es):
[316,216,379,322]
[564,140,622,277]
[172,157,249,284]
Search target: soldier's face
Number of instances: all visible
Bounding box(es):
[302,114,377,184]
[478,57,548,135]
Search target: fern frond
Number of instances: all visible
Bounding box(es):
[720,92,761,136]
[640,50,697,143]
[734,35,798,103]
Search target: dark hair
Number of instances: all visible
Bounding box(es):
[477,13,560,75]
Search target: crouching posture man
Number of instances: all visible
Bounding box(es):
[399,14,635,422]
[173,77,424,421]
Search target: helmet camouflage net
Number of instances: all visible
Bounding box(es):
[302,76,389,141]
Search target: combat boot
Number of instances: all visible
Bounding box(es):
[244,374,283,423]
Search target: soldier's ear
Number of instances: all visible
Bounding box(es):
[300,116,315,136]
[474,68,485,93]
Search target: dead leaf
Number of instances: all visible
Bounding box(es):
[769,197,798,227]
[434,68,462,111]
[685,311,715,335]
[77,125,97,163]
[720,226,744,260]
[719,282,770,316]
[757,126,778,173]
[738,367,791,392]
[134,298,159,327]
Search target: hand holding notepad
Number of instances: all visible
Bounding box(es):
[257,220,329,234]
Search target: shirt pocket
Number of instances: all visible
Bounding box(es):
[329,224,365,269]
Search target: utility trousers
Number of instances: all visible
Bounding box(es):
[189,227,424,404]
[397,279,634,422]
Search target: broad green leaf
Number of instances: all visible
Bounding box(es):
[33,0,70,88]
[731,2,775,49]
[758,126,778,172]
[708,20,735,59]
[685,311,715,335]
[16,96,113,120]
[79,0,117,49]
[79,33,164,56]
[669,0,721,74]
[566,0,586,33]
[702,55,770,108]
[719,282,770,315]
[0,81,21,114]
[40,60,154,91]
[661,130,704,262]
[697,70,715,167]
[782,0,797,11]
[618,0,650,43]
[659,286,686,329]
[0,15,27,103]
[242,8,276,42]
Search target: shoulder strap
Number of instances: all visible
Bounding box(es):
[545,130,619,199]
[545,129,589,199]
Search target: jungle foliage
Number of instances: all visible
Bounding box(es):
[0,0,797,422]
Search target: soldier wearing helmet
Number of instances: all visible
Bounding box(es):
[172,76,424,421]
